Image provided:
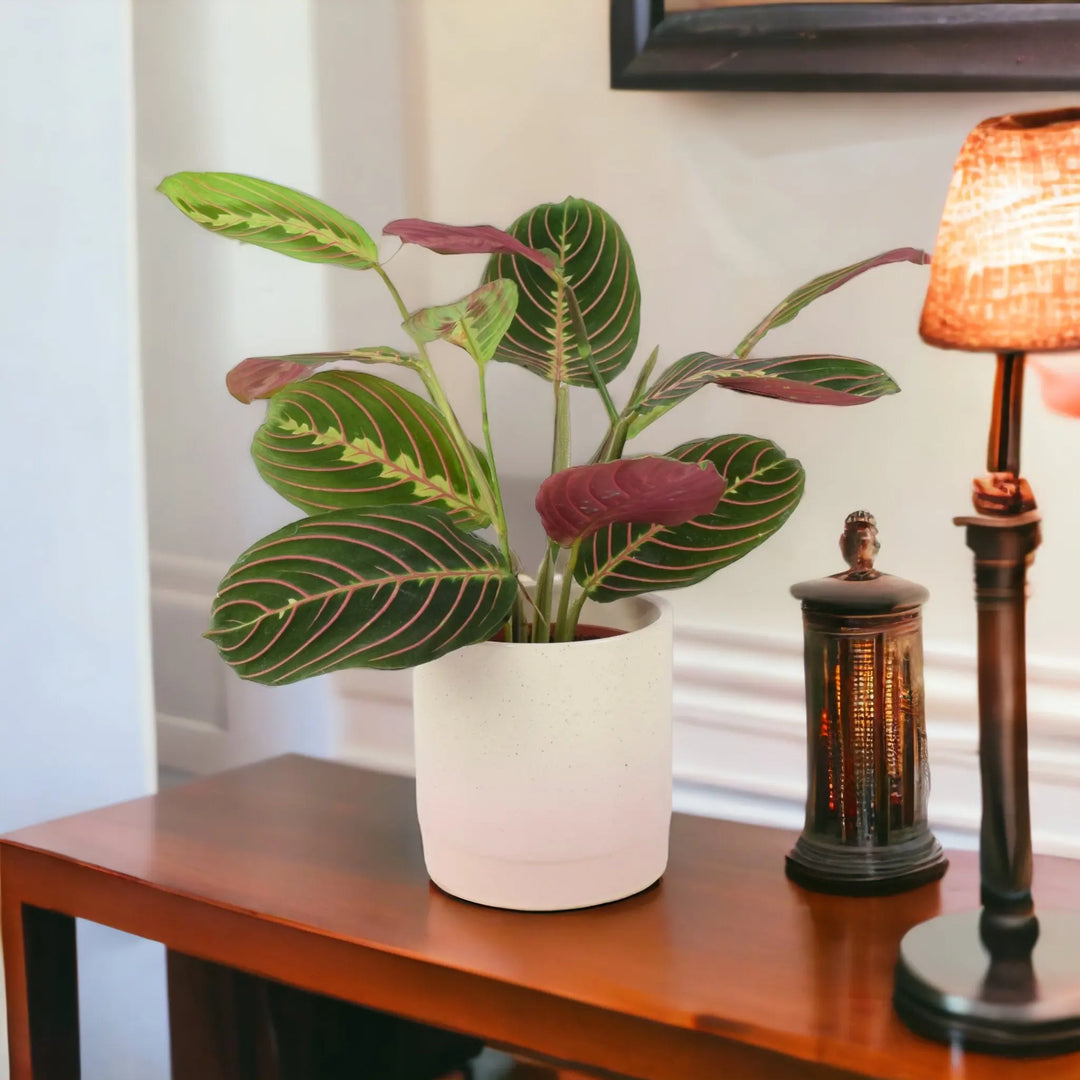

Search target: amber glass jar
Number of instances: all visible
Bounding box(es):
[786,512,947,895]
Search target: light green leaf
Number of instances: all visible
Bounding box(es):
[481,198,640,386]
[158,171,379,268]
[252,369,491,527]
[207,506,517,681]
[403,279,518,364]
[576,435,805,602]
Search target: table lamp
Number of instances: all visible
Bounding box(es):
[893,108,1080,1055]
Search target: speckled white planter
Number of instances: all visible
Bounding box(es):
[412,593,673,911]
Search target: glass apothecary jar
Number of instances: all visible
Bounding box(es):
[787,512,948,895]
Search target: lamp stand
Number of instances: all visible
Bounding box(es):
[894,353,1080,1055]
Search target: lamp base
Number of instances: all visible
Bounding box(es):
[894,910,1080,1056]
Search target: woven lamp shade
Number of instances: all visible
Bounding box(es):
[920,108,1080,353]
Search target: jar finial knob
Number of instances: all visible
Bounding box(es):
[840,511,880,580]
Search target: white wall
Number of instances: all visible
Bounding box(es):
[134,0,409,771]
[412,0,1080,656]
[0,1,164,1077]
[334,1,1080,852]
[142,2,1080,854]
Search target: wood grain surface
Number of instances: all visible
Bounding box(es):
[3,754,1079,1079]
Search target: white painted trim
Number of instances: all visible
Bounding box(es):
[150,551,224,597]
[150,553,228,773]
[154,713,228,777]
[334,620,1080,856]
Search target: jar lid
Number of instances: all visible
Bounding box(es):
[790,511,928,614]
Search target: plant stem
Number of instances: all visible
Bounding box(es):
[553,539,583,642]
[374,264,411,322]
[591,345,661,461]
[595,416,631,463]
[376,268,474,449]
[462,317,523,641]
[536,380,573,640]
[376,262,523,639]
[375,264,498,519]
[475,360,512,568]
[564,284,619,425]
[551,381,571,474]
[532,541,559,644]
[562,585,591,644]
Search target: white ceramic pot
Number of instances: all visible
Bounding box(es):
[413,593,673,911]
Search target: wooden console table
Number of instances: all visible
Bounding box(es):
[3,754,1079,1079]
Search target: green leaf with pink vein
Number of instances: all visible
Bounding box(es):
[480,198,640,386]
[403,280,518,363]
[227,347,418,403]
[206,506,517,681]
[575,435,805,602]
[626,353,899,438]
[157,172,379,268]
[252,370,492,526]
[734,247,930,358]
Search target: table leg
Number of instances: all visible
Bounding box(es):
[166,950,276,1080]
[1,895,79,1080]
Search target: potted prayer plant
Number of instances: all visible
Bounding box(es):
[160,172,926,911]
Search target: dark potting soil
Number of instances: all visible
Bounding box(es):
[490,624,625,643]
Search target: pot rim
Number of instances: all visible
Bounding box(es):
[471,590,672,652]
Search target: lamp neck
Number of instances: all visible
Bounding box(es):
[974,352,1036,515]
[988,352,1025,475]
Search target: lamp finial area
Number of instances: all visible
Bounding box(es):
[840,511,880,579]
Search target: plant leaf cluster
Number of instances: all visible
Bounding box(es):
[158,172,924,677]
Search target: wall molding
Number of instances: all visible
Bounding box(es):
[150,551,225,597]
[672,624,1080,784]
[334,621,1080,856]
[667,625,1080,856]
[150,552,229,774]
[149,550,1080,856]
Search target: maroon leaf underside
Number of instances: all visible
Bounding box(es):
[227,355,337,403]
[813,248,931,306]
[718,376,870,405]
[384,218,555,272]
[536,457,728,547]
[227,348,412,403]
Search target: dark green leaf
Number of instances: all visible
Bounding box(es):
[252,370,491,526]
[734,247,929,358]
[207,506,517,681]
[627,353,900,437]
[575,435,804,602]
[481,198,640,385]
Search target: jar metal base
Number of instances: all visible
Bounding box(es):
[894,910,1080,1056]
[785,830,948,896]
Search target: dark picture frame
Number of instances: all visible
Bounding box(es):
[611,0,1080,91]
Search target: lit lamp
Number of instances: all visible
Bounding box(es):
[894,108,1080,1054]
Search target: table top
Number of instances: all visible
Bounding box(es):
[3,754,1079,1080]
